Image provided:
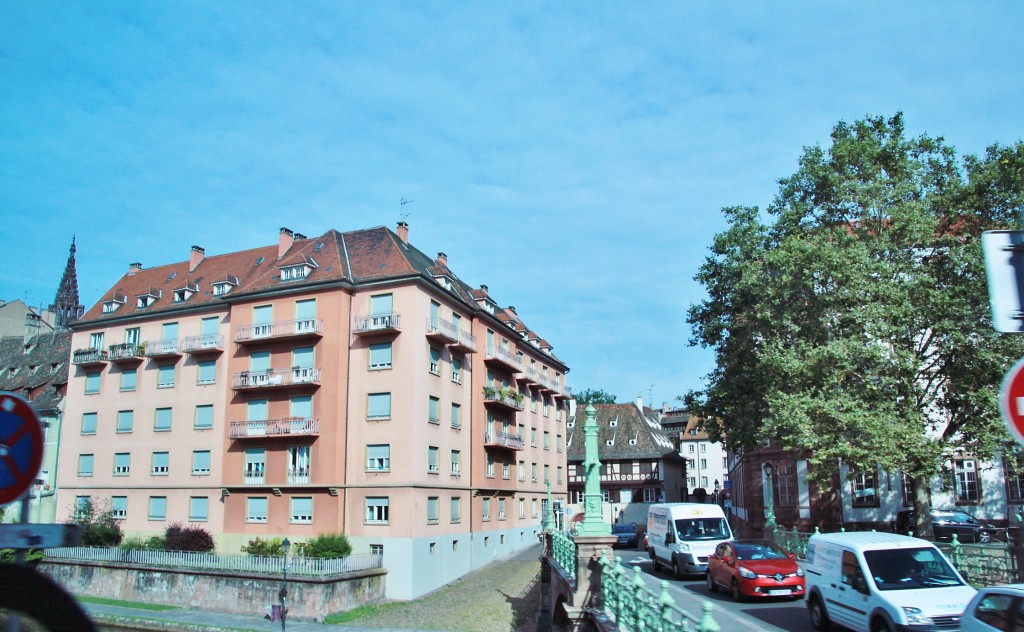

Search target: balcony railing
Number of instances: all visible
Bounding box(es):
[231,367,321,390]
[182,334,224,354]
[229,417,319,439]
[72,349,108,365]
[107,343,143,363]
[288,468,310,485]
[483,387,525,411]
[425,318,459,343]
[451,329,477,353]
[483,431,524,451]
[145,338,181,357]
[485,345,519,371]
[243,472,265,485]
[235,318,323,344]
[517,364,538,384]
[354,313,401,335]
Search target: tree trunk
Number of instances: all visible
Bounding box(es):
[913,475,933,539]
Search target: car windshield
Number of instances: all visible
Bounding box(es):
[674,518,729,541]
[613,524,636,534]
[734,542,788,561]
[864,547,966,591]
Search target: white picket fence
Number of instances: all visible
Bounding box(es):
[44,546,382,577]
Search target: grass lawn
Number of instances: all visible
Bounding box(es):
[76,595,180,612]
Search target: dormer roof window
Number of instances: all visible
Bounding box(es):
[212,275,239,296]
[102,293,127,314]
[173,283,200,303]
[136,289,162,309]
[434,275,456,292]
[280,258,317,282]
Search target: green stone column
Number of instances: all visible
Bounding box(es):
[544,481,554,531]
[577,404,610,536]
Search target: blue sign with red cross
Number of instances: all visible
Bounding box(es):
[0,392,44,506]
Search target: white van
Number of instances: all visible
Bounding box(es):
[646,503,732,578]
[804,531,976,632]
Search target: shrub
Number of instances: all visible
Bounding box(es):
[119,535,167,551]
[241,536,284,556]
[304,533,351,559]
[67,498,123,547]
[164,523,215,552]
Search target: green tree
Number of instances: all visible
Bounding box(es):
[574,388,617,405]
[66,498,123,547]
[687,113,1024,537]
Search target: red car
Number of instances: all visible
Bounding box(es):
[706,540,805,601]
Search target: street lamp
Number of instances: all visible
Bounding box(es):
[762,462,777,537]
[279,538,291,631]
[713,479,720,503]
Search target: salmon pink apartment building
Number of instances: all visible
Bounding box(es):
[56,223,571,599]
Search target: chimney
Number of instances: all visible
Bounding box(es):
[636,395,644,411]
[397,221,409,244]
[480,284,488,293]
[189,246,205,273]
[128,262,142,275]
[278,227,294,259]
[294,233,307,241]
[507,306,517,314]
[436,252,447,267]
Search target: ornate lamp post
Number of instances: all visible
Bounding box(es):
[713,479,720,504]
[279,537,291,631]
[762,463,777,538]
[577,404,610,536]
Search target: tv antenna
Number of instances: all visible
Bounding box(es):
[400,198,415,221]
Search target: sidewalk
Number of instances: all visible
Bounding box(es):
[85,544,543,632]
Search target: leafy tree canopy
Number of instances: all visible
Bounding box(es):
[575,388,618,405]
[687,113,1024,490]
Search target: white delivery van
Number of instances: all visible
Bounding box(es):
[646,503,732,578]
[804,531,976,632]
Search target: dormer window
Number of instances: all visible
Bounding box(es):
[173,283,199,303]
[434,276,456,292]
[136,289,161,309]
[102,293,127,314]
[212,275,239,296]
[280,258,317,282]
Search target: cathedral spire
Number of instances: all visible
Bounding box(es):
[50,236,85,329]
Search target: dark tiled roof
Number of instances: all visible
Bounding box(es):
[567,403,680,463]
[0,330,70,413]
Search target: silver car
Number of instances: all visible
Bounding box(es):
[960,584,1024,631]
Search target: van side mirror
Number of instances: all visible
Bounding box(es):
[853,575,869,594]
[666,532,675,545]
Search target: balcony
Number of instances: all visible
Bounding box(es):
[235,318,323,345]
[231,367,321,390]
[72,348,108,366]
[484,345,519,372]
[244,471,265,485]
[182,334,225,355]
[229,417,319,439]
[483,386,525,412]
[483,431,524,451]
[107,343,143,364]
[145,338,181,358]
[516,364,539,384]
[450,329,477,354]
[353,313,401,336]
[287,467,310,485]
[537,374,559,394]
[425,318,459,344]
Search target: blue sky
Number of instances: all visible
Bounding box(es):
[2,3,1023,407]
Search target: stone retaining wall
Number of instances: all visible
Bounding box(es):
[40,559,387,622]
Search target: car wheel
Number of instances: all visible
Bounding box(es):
[652,554,661,572]
[871,617,894,632]
[672,556,683,580]
[809,595,830,631]
[730,579,744,602]
[706,571,718,593]
[979,530,992,544]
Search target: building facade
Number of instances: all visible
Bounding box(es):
[659,407,728,502]
[56,224,570,599]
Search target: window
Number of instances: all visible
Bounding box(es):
[776,463,796,506]
[428,396,440,423]
[851,469,879,507]
[114,453,130,475]
[90,332,105,350]
[189,497,208,521]
[518,460,525,482]
[245,448,265,483]
[429,346,441,375]
[201,317,219,337]
[156,364,174,388]
[78,454,94,476]
[451,403,461,429]
[197,360,216,384]
[370,544,383,556]
[502,458,510,479]
[954,458,982,503]
[972,593,1016,630]
[901,472,917,507]
[557,466,563,484]
[280,263,312,281]
[451,450,461,475]
[427,497,439,523]
[151,452,169,475]
[482,498,491,521]
[450,497,461,523]
[532,463,538,482]
[543,431,550,450]
[160,322,178,349]
[246,497,268,523]
[451,356,462,383]
[486,453,495,477]
[81,413,97,435]
[365,497,389,523]
[192,450,211,475]
[367,445,390,471]
[291,395,312,420]
[531,428,537,447]
[544,464,550,483]
[367,393,391,420]
[688,444,695,454]
[252,306,272,338]
[498,498,506,520]
[85,371,100,394]
[120,368,136,391]
[116,410,133,433]
[701,476,709,487]
[291,497,313,523]
[248,399,268,421]
[194,404,214,429]
[292,346,314,368]
[368,294,394,328]
[74,496,90,514]
[288,446,309,483]
[369,342,393,370]
[518,498,525,519]
[112,496,127,519]
[643,488,658,503]
[428,446,439,473]
[154,407,172,432]
[148,496,167,520]
[557,434,564,452]
[1006,453,1024,503]
[250,350,270,373]
[532,499,538,518]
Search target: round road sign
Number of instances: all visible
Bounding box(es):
[0,391,44,506]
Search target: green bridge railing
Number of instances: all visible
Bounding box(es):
[550,528,577,578]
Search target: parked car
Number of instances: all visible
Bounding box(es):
[895,509,1004,543]
[961,584,1024,631]
[612,523,640,548]
[706,540,804,601]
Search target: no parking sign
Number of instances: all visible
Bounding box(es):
[0,391,44,506]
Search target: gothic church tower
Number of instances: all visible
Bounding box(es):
[50,237,85,329]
